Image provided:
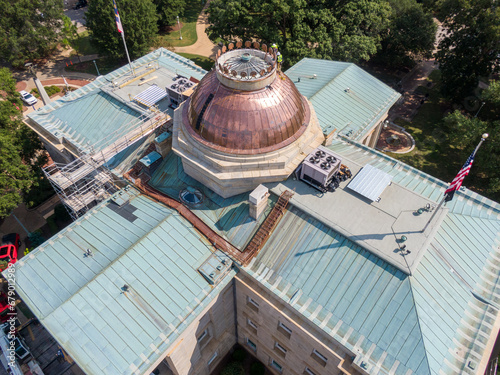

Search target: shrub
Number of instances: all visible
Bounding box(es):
[31,85,61,98]
[250,361,265,375]
[28,231,45,248]
[221,361,244,375]
[54,204,72,222]
[232,347,247,362]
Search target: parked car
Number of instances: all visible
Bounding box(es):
[74,0,87,9]
[0,233,20,270]
[19,90,37,106]
[2,234,20,249]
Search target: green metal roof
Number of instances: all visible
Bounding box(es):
[246,206,428,374]
[12,188,235,375]
[285,59,401,140]
[28,48,207,152]
[243,138,500,375]
[16,55,500,375]
[148,152,276,249]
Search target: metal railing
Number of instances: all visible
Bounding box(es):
[42,110,170,220]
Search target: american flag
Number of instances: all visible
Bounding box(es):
[113,0,124,33]
[444,151,475,202]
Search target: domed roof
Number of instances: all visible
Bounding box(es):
[181,49,311,155]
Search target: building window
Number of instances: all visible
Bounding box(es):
[197,328,210,348]
[277,321,292,339]
[311,349,328,367]
[246,338,257,351]
[247,296,259,312]
[270,359,283,373]
[274,342,287,358]
[247,318,258,333]
[208,351,218,366]
[304,367,316,375]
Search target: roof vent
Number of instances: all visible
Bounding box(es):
[241,53,252,62]
[198,250,233,286]
[179,186,204,206]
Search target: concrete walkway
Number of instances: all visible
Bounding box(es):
[174,2,217,59]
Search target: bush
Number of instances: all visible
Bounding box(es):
[31,85,61,98]
[28,231,46,248]
[47,216,58,234]
[231,347,247,362]
[250,361,265,375]
[221,361,244,375]
[54,204,72,222]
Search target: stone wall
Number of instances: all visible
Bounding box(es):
[235,273,360,375]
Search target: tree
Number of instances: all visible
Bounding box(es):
[0,131,33,217]
[0,0,63,67]
[376,0,436,68]
[61,15,78,49]
[0,68,46,218]
[152,0,186,29]
[443,82,500,198]
[85,0,158,60]
[436,0,500,102]
[206,0,391,67]
[482,80,500,106]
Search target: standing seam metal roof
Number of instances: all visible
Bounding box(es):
[27,48,207,153]
[12,189,235,375]
[285,59,401,140]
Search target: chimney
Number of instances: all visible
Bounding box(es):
[249,185,269,220]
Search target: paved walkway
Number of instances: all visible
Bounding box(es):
[174,2,217,58]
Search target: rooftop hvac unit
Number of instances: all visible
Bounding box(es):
[300,146,342,191]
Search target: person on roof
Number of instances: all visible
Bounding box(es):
[277,52,283,70]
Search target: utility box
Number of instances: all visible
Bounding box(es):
[155,132,172,157]
[139,151,162,176]
[249,185,269,220]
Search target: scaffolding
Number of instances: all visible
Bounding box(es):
[43,111,170,220]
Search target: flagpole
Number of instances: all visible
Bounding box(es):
[421,133,489,233]
[113,0,135,76]
[120,30,134,75]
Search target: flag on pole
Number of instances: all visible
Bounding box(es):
[444,151,475,202]
[113,0,124,33]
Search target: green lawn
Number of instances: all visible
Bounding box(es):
[157,0,205,47]
[178,53,214,70]
[70,30,98,56]
[387,70,462,183]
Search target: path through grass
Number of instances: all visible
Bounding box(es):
[158,0,204,47]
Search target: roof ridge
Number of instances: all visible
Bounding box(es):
[22,194,176,319]
[308,62,353,102]
[407,277,433,375]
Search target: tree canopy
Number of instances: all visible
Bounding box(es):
[85,0,158,59]
[0,0,63,67]
[436,0,500,102]
[206,0,392,67]
[0,68,46,218]
[376,0,436,68]
[443,81,500,197]
[153,0,186,28]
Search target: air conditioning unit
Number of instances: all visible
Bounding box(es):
[299,146,341,191]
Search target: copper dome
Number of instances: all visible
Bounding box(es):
[182,64,311,155]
